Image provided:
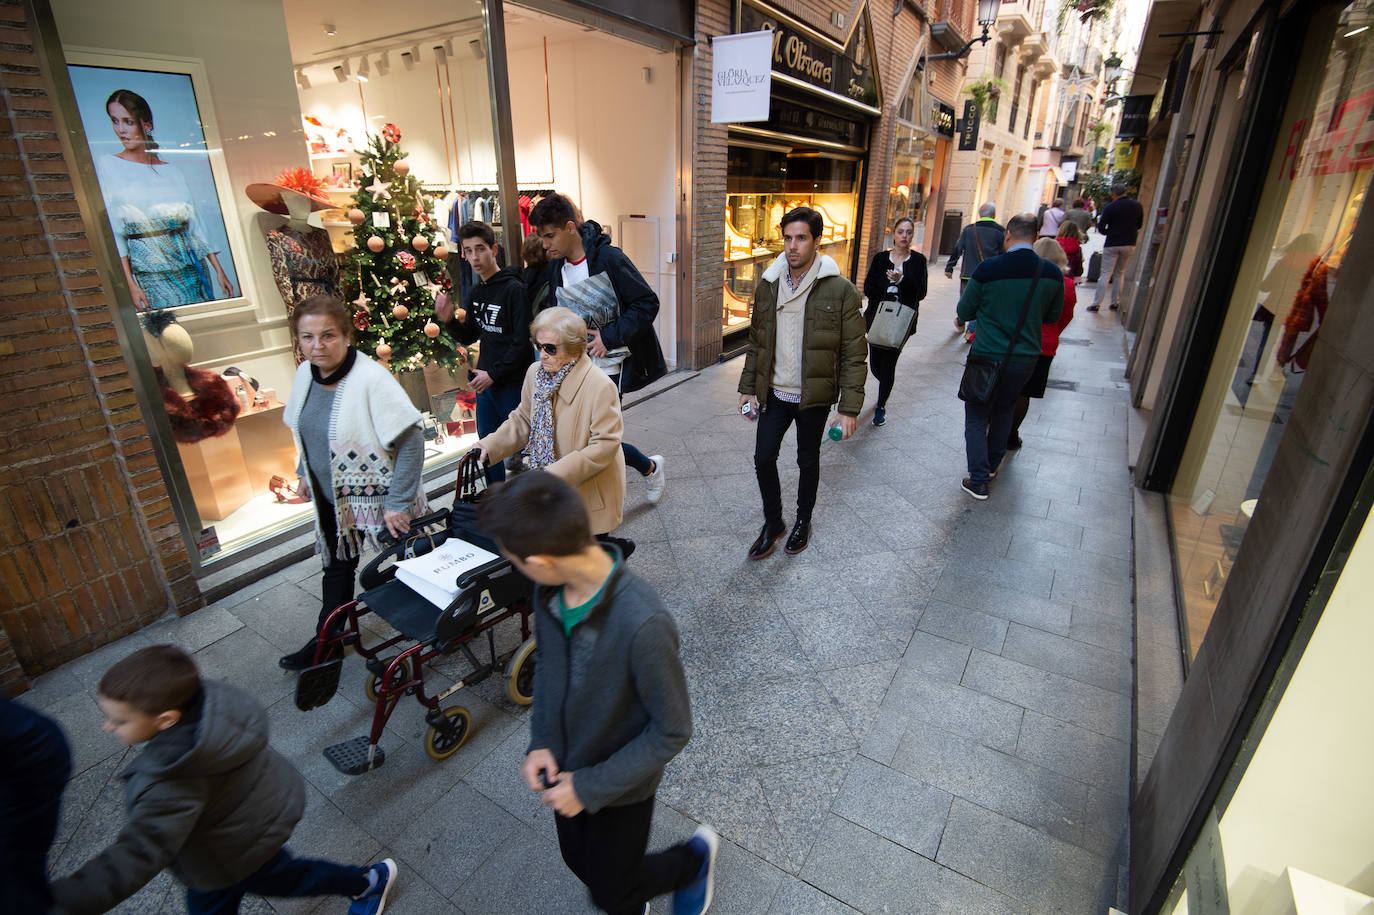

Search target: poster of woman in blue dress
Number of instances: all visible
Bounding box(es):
[68,65,240,310]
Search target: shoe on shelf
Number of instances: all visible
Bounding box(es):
[349,858,398,915]
[1006,434,1022,450]
[672,825,719,915]
[1086,304,1101,312]
[747,522,786,560]
[645,455,667,505]
[873,406,886,426]
[784,519,811,555]
[961,477,990,501]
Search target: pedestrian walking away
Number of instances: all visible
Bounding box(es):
[436,220,536,484]
[531,193,669,505]
[1063,197,1094,235]
[477,472,718,915]
[1055,221,1085,279]
[955,213,1064,499]
[49,645,397,915]
[1007,238,1077,449]
[1091,182,1144,311]
[946,203,1005,343]
[1038,198,1066,238]
[278,296,427,672]
[863,216,927,427]
[738,206,867,558]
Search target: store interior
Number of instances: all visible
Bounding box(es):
[54,0,680,562]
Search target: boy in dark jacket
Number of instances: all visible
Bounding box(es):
[530,193,669,507]
[477,472,718,915]
[50,645,397,915]
[436,220,535,482]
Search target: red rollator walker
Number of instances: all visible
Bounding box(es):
[293,451,535,775]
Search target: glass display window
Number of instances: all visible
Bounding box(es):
[1167,2,1372,659]
[722,144,862,336]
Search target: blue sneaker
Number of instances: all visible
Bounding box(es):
[349,858,397,914]
[672,825,719,914]
[873,406,886,426]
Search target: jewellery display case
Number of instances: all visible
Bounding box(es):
[722,145,860,336]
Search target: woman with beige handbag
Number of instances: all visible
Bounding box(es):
[862,217,927,426]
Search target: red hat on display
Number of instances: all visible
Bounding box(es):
[246,168,335,226]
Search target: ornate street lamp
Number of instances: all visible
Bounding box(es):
[1104,53,1124,85]
[929,0,1004,61]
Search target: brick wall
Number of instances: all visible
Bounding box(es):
[0,0,201,689]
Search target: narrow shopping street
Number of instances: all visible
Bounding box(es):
[34,266,1136,915]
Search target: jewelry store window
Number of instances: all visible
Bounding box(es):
[723,145,861,337]
[1165,1,1372,660]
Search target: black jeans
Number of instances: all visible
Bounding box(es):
[311,473,360,633]
[554,796,700,914]
[868,344,902,409]
[0,698,71,915]
[963,358,1037,484]
[608,372,654,475]
[754,391,828,528]
[476,383,523,483]
[183,847,368,914]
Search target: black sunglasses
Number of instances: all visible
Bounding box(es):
[535,342,559,356]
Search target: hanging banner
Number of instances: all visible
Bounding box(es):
[957,100,980,151]
[712,31,773,123]
[1113,140,1139,170]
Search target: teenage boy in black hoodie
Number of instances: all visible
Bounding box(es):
[477,471,718,915]
[436,221,535,482]
[530,193,670,506]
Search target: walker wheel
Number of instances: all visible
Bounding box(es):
[424,706,472,759]
[506,637,536,706]
[365,656,414,703]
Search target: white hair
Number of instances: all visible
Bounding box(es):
[978,202,996,218]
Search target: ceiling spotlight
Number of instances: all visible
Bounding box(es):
[295,67,310,90]
[401,50,415,70]
[469,38,485,59]
[356,56,370,81]
[333,59,349,83]
[433,43,447,64]
[375,53,389,76]
[323,22,337,37]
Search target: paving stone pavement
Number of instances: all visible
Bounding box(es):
[27,262,1135,914]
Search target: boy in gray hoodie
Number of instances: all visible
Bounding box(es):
[49,644,397,915]
[477,471,719,915]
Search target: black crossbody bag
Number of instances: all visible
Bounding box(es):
[958,272,1041,405]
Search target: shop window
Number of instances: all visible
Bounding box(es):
[1167,3,1372,660]
[1025,79,1039,139]
[1009,66,1026,137]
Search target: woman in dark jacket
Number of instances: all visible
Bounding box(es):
[862,217,927,426]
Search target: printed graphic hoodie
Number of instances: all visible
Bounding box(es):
[447,265,536,388]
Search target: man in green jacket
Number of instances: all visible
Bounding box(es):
[739,206,867,558]
[955,213,1064,500]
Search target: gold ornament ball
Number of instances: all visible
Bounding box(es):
[392,304,410,320]
[424,321,441,338]
[395,160,410,176]
[434,243,448,259]
[367,235,385,253]
[347,208,365,225]
[412,235,430,252]
[375,343,392,361]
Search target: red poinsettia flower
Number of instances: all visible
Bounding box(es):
[382,123,402,144]
[353,310,370,331]
[275,166,331,203]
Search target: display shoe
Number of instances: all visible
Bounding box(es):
[747,522,787,560]
[784,519,812,555]
[268,475,309,504]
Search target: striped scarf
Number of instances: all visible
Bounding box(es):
[528,358,576,469]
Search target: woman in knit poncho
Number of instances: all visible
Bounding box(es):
[278,295,428,670]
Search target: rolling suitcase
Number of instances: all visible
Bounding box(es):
[1087,251,1103,283]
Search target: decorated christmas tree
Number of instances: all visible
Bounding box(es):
[342,124,468,375]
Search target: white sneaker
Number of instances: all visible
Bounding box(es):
[646,455,667,504]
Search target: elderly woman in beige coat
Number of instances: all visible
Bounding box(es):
[475,306,627,535]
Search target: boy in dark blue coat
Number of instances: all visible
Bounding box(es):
[477,472,718,914]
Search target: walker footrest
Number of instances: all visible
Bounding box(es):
[295,657,343,711]
[324,736,386,775]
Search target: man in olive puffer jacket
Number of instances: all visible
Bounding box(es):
[738,206,867,559]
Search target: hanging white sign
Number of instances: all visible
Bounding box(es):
[711,30,773,124]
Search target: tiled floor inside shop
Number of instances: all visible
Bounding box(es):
[28,255,1138,914]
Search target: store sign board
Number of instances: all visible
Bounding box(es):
[934,102,956,138]
[1061,158,1079,182]
[738,0,879,108]
[957,100,980,151]
[712,30,773,123]
[770,95,867,148]
[1118,95,1154,138]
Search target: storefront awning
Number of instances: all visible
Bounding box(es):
[1045,166,1065,186]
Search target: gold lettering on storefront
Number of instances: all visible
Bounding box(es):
[764,22,834,86]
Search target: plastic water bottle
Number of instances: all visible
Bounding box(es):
[828,423,844,441]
